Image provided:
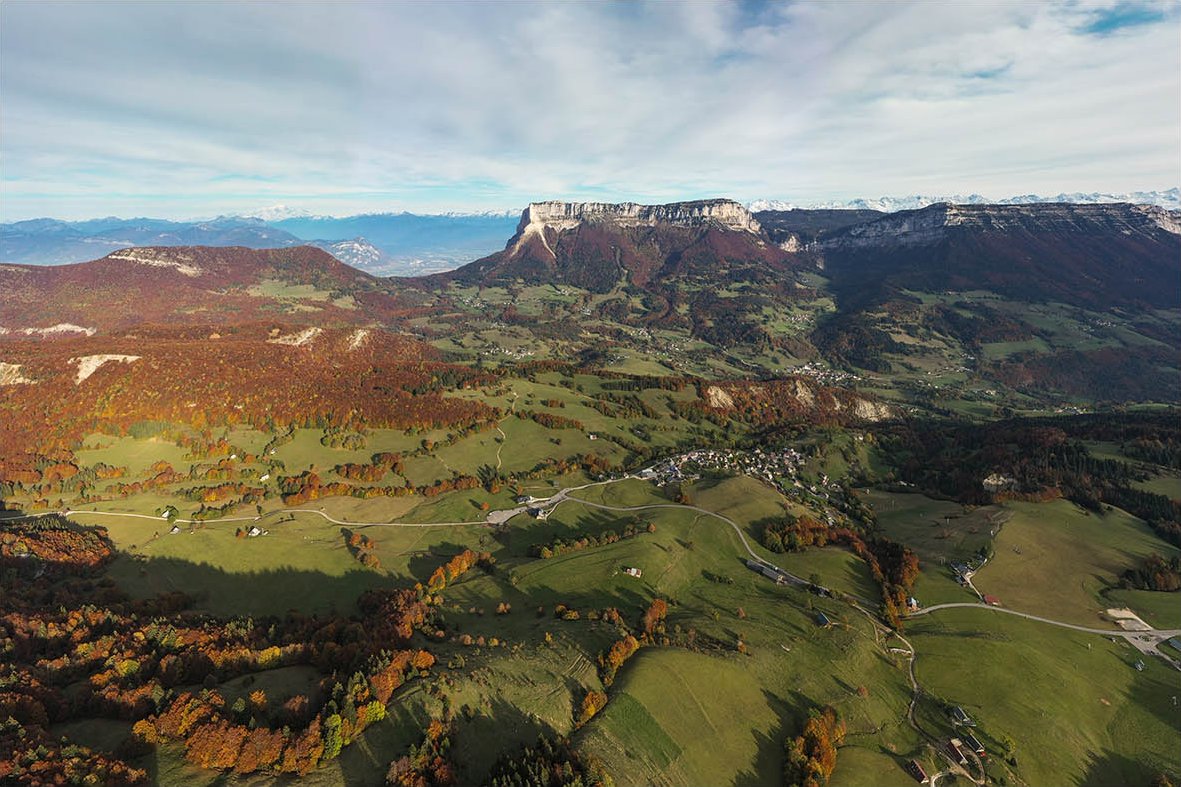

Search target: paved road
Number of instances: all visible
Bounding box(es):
[909,602,1181,663]
[551,493,817,590]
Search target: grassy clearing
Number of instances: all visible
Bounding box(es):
[1104,589,1181,630]
[75,434,192,476]
[974,500,1180,626]
[1134,472,1181,501]
[908,607,1181,787]
[578,649,778,786]
[865,490,1004,566]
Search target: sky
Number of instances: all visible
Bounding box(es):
[1,0,1179,220]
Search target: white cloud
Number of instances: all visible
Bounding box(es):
[0,1,1177,219]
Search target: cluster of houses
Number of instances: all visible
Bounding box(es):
[789,361,860,386]
[943,706,987,768]
[480,346,535,360]
[640,447,807,492]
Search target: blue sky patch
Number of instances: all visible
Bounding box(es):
[1081,2,1169,35]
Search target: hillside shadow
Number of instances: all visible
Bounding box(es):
[1128,654,1181,732]
[106,553,396,619]
[733,689,812,787]
[489,508,629,558]
[1079,749,1159,787]
[407,540,478,579]
[452,695,556,784]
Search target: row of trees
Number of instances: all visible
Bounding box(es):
[530,521,654,559]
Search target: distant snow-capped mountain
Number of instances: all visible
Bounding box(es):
[229,206,521,221]
[229,205,322,221]
[750,188,1181,213]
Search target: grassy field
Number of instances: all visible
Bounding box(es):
[908,607,1181,787]
[973,500,1180,626]
[578,649,782,785]
[865,490,1004,566]
[31,396,1181,787]
[75,433,193,476]
[1104,589,1181,630]
[1134,472,1181,501]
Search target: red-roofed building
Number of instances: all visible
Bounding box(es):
[983,594,1002,606]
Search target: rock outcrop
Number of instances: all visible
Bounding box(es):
[438,198,790,293]
[519,199,762,234]
[819,202,1181,250]
[508,199,762,259]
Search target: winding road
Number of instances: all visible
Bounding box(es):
[908,602,1181,663]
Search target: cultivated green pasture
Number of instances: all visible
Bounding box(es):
[973,500,1180,626]
[865,490,1004,566]
[908,607,1181,787]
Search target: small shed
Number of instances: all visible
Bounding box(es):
[816,612,832,627]
[983,594,1002,606]
[623,567,642,578]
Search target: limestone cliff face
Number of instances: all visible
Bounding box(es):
[441,198,793,293]
[514,199,761,244]
[819,202,1181,250]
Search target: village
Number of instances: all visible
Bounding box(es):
[638,447,808,489]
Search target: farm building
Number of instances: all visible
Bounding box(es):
[949,738,968,765]
[962,733,985,756]
[816,612,832,627]
[528,507,549,520]
[906,759,928,783]
[950,706,974,726]
[983,594,1002,606]
[744,559,786,585]
[623,567,642,578]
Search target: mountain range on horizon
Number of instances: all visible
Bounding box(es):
[4,197,1177,409]
[227,187,1181,222]
[3,190,1179,279]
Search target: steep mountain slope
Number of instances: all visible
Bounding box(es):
[434,199,794,293]
[807,202,1181,400]
[817,202,1181,310]
[754,208,886,250]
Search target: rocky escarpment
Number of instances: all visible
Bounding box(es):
[436,198,791,293]
[509,199,762,258]
[812,201,1181,312]
[522,199,761,233]
[819,202,1181,250]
